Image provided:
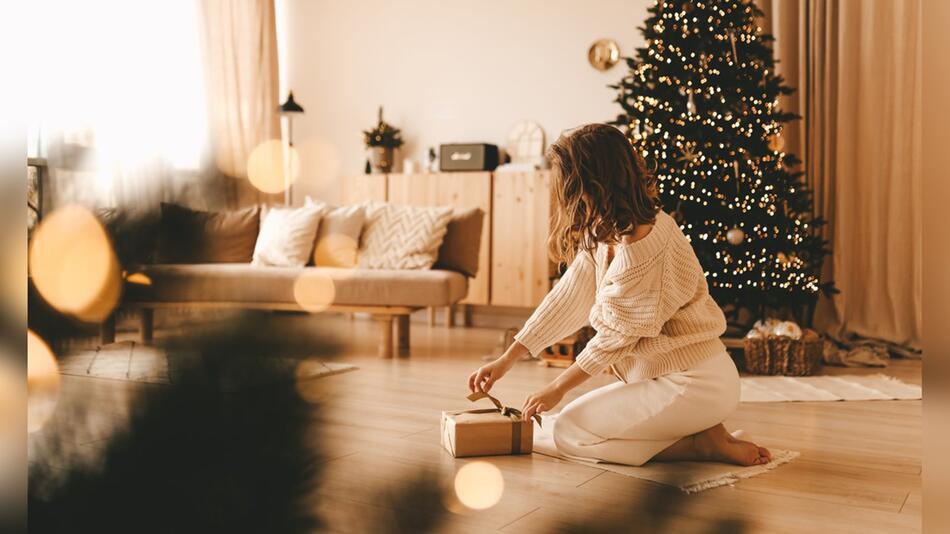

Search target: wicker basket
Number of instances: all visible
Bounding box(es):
[743,329,823,376]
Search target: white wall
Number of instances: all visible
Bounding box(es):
[277,0,652,204]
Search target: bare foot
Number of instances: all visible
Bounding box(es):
[654,424,771,466]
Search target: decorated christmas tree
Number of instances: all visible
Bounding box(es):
[611,0,832,326]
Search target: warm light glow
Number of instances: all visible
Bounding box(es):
[292,271,337,312]
[28,330,60,433]
[125,272,152,285]
[246,140,301,194]
[453,461,504,510]
[313,234,359,268]
[29,205,121,322]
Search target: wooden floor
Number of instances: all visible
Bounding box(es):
[39,315,922,533]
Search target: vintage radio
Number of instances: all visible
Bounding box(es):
[439,143,500,172]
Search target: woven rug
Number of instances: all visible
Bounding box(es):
[740,374,921,402]
[533,414,798,494]
[58,341,358,385]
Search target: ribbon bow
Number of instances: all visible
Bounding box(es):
[467,391,542,427]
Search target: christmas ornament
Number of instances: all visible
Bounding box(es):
[726,227,745,245]
[777,252,789,265]
[686,92,697,115]
[767,132,785,152]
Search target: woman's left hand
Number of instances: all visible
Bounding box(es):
[522,383,565,421]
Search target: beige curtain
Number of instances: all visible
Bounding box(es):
[760,0,922,348]
[199,0,281,207]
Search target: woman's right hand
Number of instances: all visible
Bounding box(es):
[468,356,515,393]
[468,341,530,393]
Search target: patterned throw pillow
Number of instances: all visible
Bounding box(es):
[358,202,454,270]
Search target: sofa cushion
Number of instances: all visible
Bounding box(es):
[252,203,326,267]
[126,264,468,308]
[310,203,365,268]
[359,202,453,270]
[434,207,484,277]
[157,203,260,263]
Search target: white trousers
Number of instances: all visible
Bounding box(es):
[552,351,740,466]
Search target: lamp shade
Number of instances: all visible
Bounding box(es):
[280,91,304,113]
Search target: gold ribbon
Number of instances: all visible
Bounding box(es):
[466,391,541,455]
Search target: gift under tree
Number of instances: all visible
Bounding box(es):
[611,0,833,327]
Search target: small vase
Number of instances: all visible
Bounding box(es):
[368,146,394,174]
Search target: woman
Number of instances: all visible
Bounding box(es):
[468,124,770,467]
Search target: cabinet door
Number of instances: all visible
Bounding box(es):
[491,171,554,308]
[388,172,492,305]
[340,174,388,205]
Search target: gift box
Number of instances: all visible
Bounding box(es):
[441,392,541,458]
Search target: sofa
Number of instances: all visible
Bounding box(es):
[111,202,483,358]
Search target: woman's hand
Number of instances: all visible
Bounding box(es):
[468,357,514,393]
[521,363,593,421]
[468,341,530,393]
[521,382,566,421]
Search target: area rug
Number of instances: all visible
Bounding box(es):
[740,374,921,402]
[58,341,358,385]
[533,415,799,494]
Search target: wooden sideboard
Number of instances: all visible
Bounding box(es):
[341,171,554,309]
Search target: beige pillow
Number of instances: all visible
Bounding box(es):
[434,207,484,277]
[311,204,365,268]
[359,202,454,270]
[251,203,326,267]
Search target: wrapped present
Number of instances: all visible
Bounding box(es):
[441,391,542,458]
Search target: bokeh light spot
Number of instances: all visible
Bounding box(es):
[453,461,504,510]
[28,330,60,433]
[292,271,337,312]
[313,233,359,268]
[246,139,300,194]
[29,205,120,322]
[125,272,152,285]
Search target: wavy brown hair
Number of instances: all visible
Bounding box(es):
[548,123,661,264]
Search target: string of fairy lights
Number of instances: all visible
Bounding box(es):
[614,0,825,302]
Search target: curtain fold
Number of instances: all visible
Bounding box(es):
[761,0,922,348]
[198,0,282,207]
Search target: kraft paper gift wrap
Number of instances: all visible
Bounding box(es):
[441,392,541,458]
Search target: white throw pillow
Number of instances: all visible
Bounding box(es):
[358,201,453,270]
[251,203,326,267]
[306,197,365,268]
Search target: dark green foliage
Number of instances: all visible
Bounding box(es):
[611,0,834,325]
[28,314,331,534]
[363,106,404,148]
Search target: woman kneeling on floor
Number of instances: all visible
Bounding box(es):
[468,123,771,467]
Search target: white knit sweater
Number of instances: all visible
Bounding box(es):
[514,210,727,382]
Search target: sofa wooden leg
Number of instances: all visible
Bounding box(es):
[99,313,116,346]
[444,306,455,328]
[462,304,473,327]
[396,315,410,357]
[427,307,436,327]
[139,308,154,344]
[377,315,394,359]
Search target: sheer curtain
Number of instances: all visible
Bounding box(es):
[760,0,922,348]
[31,0,217,214]
[30,0,282,214]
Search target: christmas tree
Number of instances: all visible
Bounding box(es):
[611,0,832,326]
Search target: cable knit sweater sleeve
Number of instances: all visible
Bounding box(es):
[574,238,701,377]
[513,251,596,357]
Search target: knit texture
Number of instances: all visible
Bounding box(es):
[514,211,726,382]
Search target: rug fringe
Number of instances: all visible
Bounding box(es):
[680,450,800,494]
